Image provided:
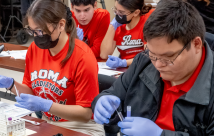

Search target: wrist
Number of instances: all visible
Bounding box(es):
[6,78,14,90]
[43,99,53,112]
[120,59,127,67]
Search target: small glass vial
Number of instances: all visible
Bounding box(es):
[8,117,12,136]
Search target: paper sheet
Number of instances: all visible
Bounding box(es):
[98,69,123,76]
[98,62,112,69]
[26,128,37,136]
[0,102,34,118]
[0,50,27,60]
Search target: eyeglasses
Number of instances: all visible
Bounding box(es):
[24,26,44,37]
[143,42,189,65]
[111,7,133,19]
[24,24,57,37]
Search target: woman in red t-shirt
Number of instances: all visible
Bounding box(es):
[100,0,154,68]
[0,0,104,135]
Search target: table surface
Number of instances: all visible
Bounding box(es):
[0,43,128,73]
[22,116,89,136]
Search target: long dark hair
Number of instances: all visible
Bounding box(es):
[116,0,152,15]
[25,0,77,67]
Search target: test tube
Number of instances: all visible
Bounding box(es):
[113,105,124,122]
[127,106,131,117]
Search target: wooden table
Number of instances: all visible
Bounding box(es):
[0,43,128,73]
[0,43,27,72]
[22,116,89,136]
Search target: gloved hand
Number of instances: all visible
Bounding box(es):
[106,55,127,68]
[118,117,163,136]
[94,95,121,124]
[110,17,122,31]
[0,75,14,89]
[15,93,53,112]
[77,27,84,41]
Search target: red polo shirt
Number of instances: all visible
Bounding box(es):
[155,46,205,131]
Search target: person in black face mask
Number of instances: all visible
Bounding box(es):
[100,0,153,69]
[0,0,104,135]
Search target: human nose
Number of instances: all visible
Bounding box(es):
[154,59,166,68]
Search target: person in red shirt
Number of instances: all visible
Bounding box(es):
[100,0,153,68]
[71,0,110,58]
[92,0,214,136]
[0,0,104,135]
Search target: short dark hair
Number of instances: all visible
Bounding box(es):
[143,0,206,49]
[71,0,96,6]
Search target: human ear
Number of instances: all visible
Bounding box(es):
[192,36,203,54]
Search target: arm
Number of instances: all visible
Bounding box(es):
[100,25,117,59]
[126,58,133,66]
[50,52,99,122]
[10,81,34,95]
[49,104,92,123]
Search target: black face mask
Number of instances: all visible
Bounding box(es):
[34,32,61,49]
[115,14,132,24]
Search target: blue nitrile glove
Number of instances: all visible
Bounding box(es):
[106,55,127,68]
[0,75,14,89]
[15,93,53,112]
[94,95,121,124]
[110,17,122,31]
[118,117,163,136]
[77,27,84,41]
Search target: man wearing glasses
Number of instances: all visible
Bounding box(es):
[92,0,214,135]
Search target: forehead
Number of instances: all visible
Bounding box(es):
[28,17,40,29]
[147,37,184,54]
[114,1,129,12]
[73,4,93,10]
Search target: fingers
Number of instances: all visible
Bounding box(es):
[97,101,112,119]
[118,121,132,129]
[94,110,109,124]
[123,117,135,122]
[15,103,27,109]
[109,96,121,109]
[121,128,134,136]
[15,96,24,102]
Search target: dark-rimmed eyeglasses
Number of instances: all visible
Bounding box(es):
[111,7,133,19]
[24,24,57,37]
[143,42,189,65]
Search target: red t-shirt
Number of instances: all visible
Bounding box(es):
[155,47,206,131]
[22,38,99,122]
[72,8,110,58]
[114,9,154,60]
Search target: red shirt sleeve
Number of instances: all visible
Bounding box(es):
[74,52,99,107]
[90,12,110,58]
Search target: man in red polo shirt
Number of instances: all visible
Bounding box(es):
[92,0,214,135]
[71,0,110,58]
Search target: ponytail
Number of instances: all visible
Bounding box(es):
[141,4,152,15]
[61,7,77,67]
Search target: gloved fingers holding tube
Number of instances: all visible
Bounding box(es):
[118,117,163,136]
[94,95,121,124]
[15,93,53,112]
